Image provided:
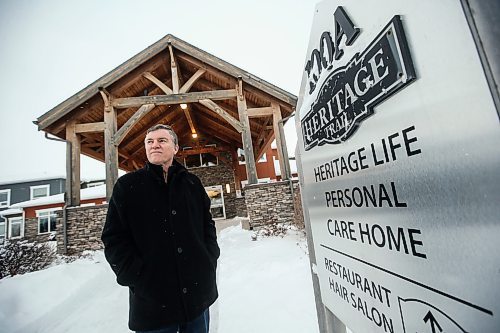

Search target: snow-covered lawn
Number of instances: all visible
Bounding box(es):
[0,224,319,333]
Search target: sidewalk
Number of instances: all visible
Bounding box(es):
[214,217,245,235]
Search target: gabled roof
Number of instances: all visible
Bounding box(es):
[0,175,65,186]
[9,185,106,209]
[36,34,296,171]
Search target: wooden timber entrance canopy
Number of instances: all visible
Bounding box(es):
[35,34,297,205]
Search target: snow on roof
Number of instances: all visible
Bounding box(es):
[0,175,66,186]
[0,208,23,216]
[0,176,107,187]
[10,185,106,209]
[274,159,297,176]
[269,140,296,158]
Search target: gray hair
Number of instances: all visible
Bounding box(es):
[146,124,178,146]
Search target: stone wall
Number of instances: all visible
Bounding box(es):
[233,194,248,218]
[244,180,302,229]
[293,182,304,229]
[35,181,304,255]
[56,204,107,255]
[188,152,247,218]
[23,217,55,243]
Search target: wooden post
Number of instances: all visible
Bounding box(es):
[272,102,291,180]
[236,79,257,184]
[231,150,242,194]
[101,90,119,201]
[65,120,81,206]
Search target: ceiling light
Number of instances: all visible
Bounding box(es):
[192,133,198,139]
[180,103,187,109]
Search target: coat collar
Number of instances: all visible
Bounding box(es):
[145,159,187,182]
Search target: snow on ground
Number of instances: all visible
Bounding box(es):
[0,224,319,333]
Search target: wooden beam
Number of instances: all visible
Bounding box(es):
[180,68,206,93]
[175,53,238,87]
[247,106,274,118]
[198,99,243,133]
[127,119,187,160]
[178,65,295,128]
[108,55,166,94]
[273,102,291,180]
[143,71,173,94]
[192,86,262,135]
[212,69,295,116]
[131,160,140,170]
[173,110,241,148]
[183,106,197,135]
[142,71,197,137]
[168,43,180,93]
[236,79,258,184]
[103,100,118,201]
[80,146,137,173]
[124,106,182,154]
[74,122,105,133]
[171,114,187,131]
[80,146,103,163]
[255,120,271,160]
[257,119,278,164]
[37,49,167,131]
[146,59,201,136]
[113,104,155,146]
[176,145,227,157]
[119,105,173,147]
[83,142,103,149]
[112,89,238,108]
[187,76,267,131]
[191,112,241,141]
[171,37,297,106]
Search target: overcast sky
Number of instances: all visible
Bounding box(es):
[0,0,315,183]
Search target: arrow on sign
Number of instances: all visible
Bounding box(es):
[424,311,443,333]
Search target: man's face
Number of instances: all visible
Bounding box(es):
[145,129,179,167]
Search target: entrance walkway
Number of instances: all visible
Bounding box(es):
[214,217,245,235]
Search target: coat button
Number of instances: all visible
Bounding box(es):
[177,247,183,254]
[172,209,177,215]
[182,287,187,294]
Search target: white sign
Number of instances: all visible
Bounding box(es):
[296,1,500,332]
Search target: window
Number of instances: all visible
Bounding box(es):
[237,148,246,165]
[0,218,5,245]
[184,146,218,169]
[237,148,267,165]
[201,153,218,167]
[0,189,10,207]
[8,216,23,239]
[185,154,202,168]
[30,185,50,200]
[37,210,58,234]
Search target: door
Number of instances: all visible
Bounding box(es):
[205,185,226,220]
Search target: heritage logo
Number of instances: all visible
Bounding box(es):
[302,16,416,151]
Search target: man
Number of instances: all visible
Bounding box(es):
[102,124,220,333]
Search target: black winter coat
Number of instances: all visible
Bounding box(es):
[101,160,220,331]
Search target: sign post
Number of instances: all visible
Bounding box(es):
[296,1,500,332]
